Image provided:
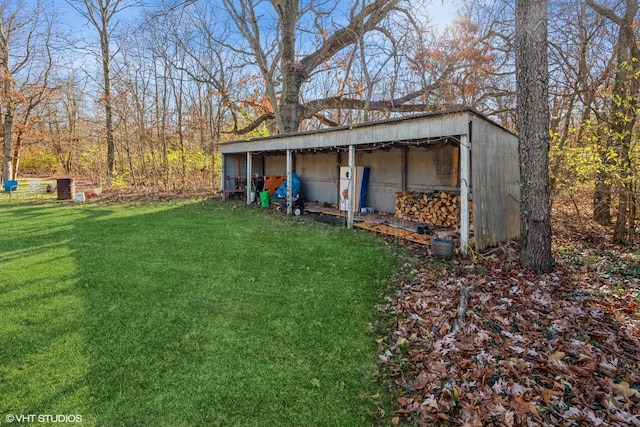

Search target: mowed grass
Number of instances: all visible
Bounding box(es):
[0,199,397,426]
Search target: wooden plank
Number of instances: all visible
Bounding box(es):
[355,221,433,245]
[451,146,459,187]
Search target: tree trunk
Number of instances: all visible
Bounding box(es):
[613,145,632,242]
[11,132,22,179]
[589,128,612,230]
[587,0,640,242]
[276,0,303,133]
[2,110,13,182]
[102,33,115,183]
[613,191,628,242]
[593,174,612,225]
[629,181,636,242]
[515,0,553,274]
[78,0,124,184]
[1,29,12,183]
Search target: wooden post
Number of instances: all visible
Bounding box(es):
[460,134,470,255]
[221,155,227,192]
[347,145,355,229]
[451,146,459,187]
[402,145,408,192]
[246,152,252,205]
[286,149,292,215]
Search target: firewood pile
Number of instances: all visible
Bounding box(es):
[395,191,473,228]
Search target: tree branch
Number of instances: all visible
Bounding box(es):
[301,84,441,120]
[222,112,275,135]
[451,284,476,335]
[585,0,624,26]
[298,0,400,81]
[311,113,340,127]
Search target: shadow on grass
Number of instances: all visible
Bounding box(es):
[0,203,112,423]
[0,200,396,426]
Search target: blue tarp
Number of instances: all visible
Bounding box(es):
[274,172,301,198]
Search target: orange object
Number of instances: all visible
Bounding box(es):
[262,176,285,196]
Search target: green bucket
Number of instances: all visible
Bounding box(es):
[259,191,270,207]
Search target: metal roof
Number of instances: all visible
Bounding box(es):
[218,108,515,154]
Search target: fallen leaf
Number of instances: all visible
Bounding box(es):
[414,371,429,390]
[611,380,640,399]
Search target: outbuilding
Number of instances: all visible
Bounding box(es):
[218,108,520,251]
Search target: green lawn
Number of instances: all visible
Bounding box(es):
[0,199,397,426]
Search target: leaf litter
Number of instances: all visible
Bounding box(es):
[378,199,640,426]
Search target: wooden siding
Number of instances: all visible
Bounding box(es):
[406,145,459,193]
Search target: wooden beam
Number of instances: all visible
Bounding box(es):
[451,146,459,187]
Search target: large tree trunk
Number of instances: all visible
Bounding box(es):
[11,132,22,179]
[515,0,553,274]
[613,190,629,242]
[275,0,303,133]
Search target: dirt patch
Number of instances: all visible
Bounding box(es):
[94,188,215,204]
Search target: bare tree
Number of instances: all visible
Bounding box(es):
[1,0,55,182]
[547,0,614,205]
[207,0,459,134]
[11,13,57,178]
[586,0,640,242]
[67,0,140,184]
[515,0,553,273]
[46,75,89,174]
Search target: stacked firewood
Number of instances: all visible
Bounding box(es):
[395,191,473,228]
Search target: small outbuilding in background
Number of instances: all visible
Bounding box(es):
[218,108,520,252]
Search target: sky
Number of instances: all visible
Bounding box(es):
[54,0,462,35]
[429,0,463,28]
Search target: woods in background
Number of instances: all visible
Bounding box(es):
[1,0,639,244]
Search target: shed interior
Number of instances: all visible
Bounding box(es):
[222,136,472,246]
[224,138,465,208]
